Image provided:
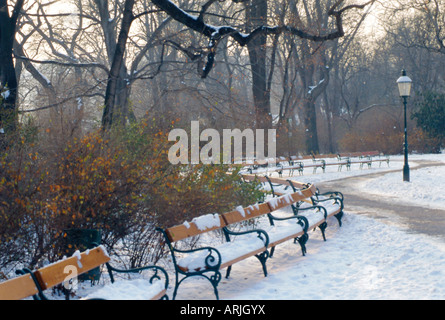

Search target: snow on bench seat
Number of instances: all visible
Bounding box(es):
[177,235,268,272]
[264,220,306,247]
[319,200,342,216]
[85,278,166,300]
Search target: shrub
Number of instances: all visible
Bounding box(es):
[0,119,264,272]
[338,130,403,155]
[339,126,441,155]
[409,127,442,154]
[412,91,445,152]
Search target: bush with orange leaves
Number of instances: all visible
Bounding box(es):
[0,120,263,273]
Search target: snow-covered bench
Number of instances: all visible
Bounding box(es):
[242,151,389,176]
[250,175,344,228]
[244,158,324,176]
[8,246,169,300]
[338,151,390,169]
[286,179,344,227]
[157,183,342,300]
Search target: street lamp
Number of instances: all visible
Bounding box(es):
[397,70,412,182]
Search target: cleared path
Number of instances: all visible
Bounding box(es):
[317,161,445,240]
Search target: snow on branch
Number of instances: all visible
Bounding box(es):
[151,0,375,77]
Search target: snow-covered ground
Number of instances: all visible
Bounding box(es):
[18,152,445,301]
[357,160,445,211]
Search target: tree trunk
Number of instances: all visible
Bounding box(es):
[246,0,270,130]
[101,0,135,130]
[0,0,24,145]
[303,98,319,154]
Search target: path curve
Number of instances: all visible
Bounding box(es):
[316,160,445,240]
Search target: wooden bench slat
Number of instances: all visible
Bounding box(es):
[166,214,227,242]
[222,202,271,225]
[0,274,39,300]
[34,246,110,290]
[151,289,167,301]
[266,185,316,212]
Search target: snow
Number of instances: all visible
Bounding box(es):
[13,152,445,300]
[224,213,445,300]
[84,278,165,300]
[177,235,267,272]
[35,68,51,86]
[1,90,10,100]
[357,165,445,210]
[236,205,246,217]
[76,97,83,110]
[185,213,221,231]
[308,79,325,94]
[72,250,83,269]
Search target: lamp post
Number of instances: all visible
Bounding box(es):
[397,70,412,182]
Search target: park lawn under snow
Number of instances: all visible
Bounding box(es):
[64,153,445,300]
[357,164,445,211]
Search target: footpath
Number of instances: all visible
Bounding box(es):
[317,160,445,241]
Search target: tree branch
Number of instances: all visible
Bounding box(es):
[19,81,105,113]
[150,0,375,77]
[13,55,110,73]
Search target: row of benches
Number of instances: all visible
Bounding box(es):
[1,179,344,300]
[157,178,344,300]
[243,151,390,176]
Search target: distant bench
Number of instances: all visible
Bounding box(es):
[157,182,343,300]
[337,151,390,170]
[243,151,390,176]
[0,246,169,300]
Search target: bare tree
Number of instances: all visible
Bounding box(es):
[4,0,374,140]
[150,0,374,130]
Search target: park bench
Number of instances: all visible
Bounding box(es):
[240,174,344,238]
[336,154,352,171]
[258,175,344,227]
[366,151,390,167]
[337,151,390,170]
[286,179,344,227]
[279,155,329,175]
[338,152,371,170]
[309,154,328,173]
[246,160,304,177]
[157,182,342,300]
[243,153,343,176]
[241,151,389,177]
[0,246,169,300]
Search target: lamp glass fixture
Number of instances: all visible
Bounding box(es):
[397,70,412,97]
